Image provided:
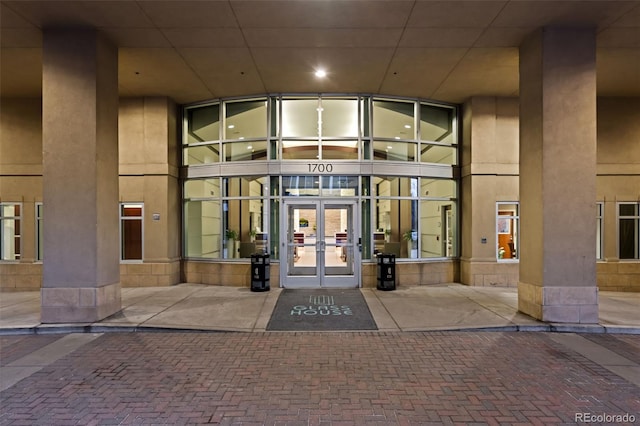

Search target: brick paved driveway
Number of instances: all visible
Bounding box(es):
[1,332,639,425]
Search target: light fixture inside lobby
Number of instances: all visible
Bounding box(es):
[315,69,327,78]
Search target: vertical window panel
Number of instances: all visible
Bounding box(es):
[224,99,267,140]
[497,203,519,261]
[120,203,143,261]
[0,203,21,261]
[186,104,220,144]
[619,203,639,259]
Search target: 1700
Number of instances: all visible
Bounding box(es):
[307,163,333,173]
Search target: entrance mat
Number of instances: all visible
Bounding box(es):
[266,289,378,331]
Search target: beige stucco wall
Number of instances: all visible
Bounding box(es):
[462,96,640,292]
[461,97,520,287]
[0,99,43,289]
[119,97,181,287]
[0,96,180,290]
[596,98,640,291]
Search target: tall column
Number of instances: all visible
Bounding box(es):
[518,28,598,323]
[41,29,121,322]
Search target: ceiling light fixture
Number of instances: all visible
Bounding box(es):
[315,69,327,78]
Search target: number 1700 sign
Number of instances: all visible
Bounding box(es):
[308,163,333,173]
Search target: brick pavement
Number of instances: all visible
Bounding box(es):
[1,332,639,425]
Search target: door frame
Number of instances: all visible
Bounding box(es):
[280,199,360,288]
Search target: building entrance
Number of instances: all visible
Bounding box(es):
[281,200,359,288]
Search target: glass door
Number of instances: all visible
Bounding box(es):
[282,200,359,288]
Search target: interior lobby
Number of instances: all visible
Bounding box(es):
[1,0,639,325]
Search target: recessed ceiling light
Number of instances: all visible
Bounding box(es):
[228,125,235,129]
[315,69,327,78]
[387,146,393,149]
[404,124,411,129]
[239,136,245,140]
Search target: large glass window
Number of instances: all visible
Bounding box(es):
[120,203,143,261]
[420,179,457,258]
[184,103,220,165]
[187,104,220,143]
[282,98,319,138]
[0,203,21,261]
[184,177,268,259]
[420,103,455,143]
[224,99,267,140]
[497,203,519,261]
[373,100,415,139]
[182,94,459,262]
[321,98,359,138]
[619,203,639,259]
[373,177,418,259]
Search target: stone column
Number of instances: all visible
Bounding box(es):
[518,28,598,323]
[41,29,121,322]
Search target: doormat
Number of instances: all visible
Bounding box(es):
[266,289,378,331]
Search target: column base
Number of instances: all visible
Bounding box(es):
[518,281,598,323]
[41,282,121,323]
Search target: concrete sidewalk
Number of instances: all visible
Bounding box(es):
[1,283,638,334]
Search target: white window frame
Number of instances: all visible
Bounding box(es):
[496,202,519,262]
[0,202,22,262]
[119,203,144,263]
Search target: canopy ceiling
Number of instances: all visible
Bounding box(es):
[1,0,639,104]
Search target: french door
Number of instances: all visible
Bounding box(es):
[281,200,359,288]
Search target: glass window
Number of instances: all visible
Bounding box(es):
[184,144,220,165]
[186,104,220,144]
[321,176,359,197]
[596,202,603,260]
[223,140,267,161]
[185,178,220,199]
[224,99,267,140]
[373,140,416,161]
[36,203,43,261]
[420,179,455,199]
[321,98,359,137]
[373,176,418,198]
[0,203,21,261]
[497,203,519,261]
[282,140,319,160]
[321,140,358,160]
[372,177,419,259]
[120,203,143,261]
[420,144,456,165]
[282,98,319,137]
[282,176,320,197]
[420,103,455,144]
[373,99,415,139]
[619,203,639,259]
[185,200,221,259]
[184,177,269,259]
[420,201,456,258]
[223,176,267,198]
